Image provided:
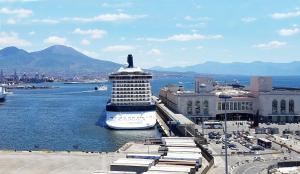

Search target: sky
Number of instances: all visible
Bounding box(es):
[0,0,300,68]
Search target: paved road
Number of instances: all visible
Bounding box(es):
[232,161,275,174]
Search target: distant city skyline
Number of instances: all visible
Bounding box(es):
[0,0,300,68]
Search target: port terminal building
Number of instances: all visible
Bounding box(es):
[159,76,300,123]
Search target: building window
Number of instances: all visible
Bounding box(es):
[238,102,241,110]
[218,102,221,110]
[187,101,193,115]
[195,101,201,114]
[272,100,278,114]
[234,102,237,110]
[203,100,209,115]
[289,100,294,114]
[230,102,233,110]
[241,102,245,110]
[249,102,253,110]
[222,102,225,110]
[280,100,286,114]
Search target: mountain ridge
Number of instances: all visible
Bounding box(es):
[150,61,300,76]
[0,45,121,75]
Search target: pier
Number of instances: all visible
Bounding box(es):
[153,96,207,144]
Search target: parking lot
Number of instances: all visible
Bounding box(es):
[202,121,300,174]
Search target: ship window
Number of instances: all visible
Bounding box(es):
[280,100,286,114]
[289,100,294,114]
[272,100,278,113]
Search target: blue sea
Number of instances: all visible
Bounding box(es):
[0,75,300,152]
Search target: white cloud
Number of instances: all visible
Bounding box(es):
[30,13,146,25]
[102,45,135,52]
[138,33,223,42]
[80,39,90,45]
[73,28,106,39]
[31,19,60,24]
[241,17,256,23]
[253,41,287,49]
[271,10,300,19]
[0,32,31,47]
[43,36,66,45]
[0,7,32,18]
[6,18,16,24]
[29,31,35,35]
[66,13,146,22]
[184,16,211,21]
[278,27,299,36]
[147,49,161,56]
[176,23,206,29]
[196,46,203,49]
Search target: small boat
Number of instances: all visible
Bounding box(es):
[95,85,108,91]
[0,86,8,102]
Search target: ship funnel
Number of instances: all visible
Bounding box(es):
[127,54,134,68]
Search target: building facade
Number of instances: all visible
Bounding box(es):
[159,76,300,123]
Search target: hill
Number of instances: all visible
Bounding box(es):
[151,61,300,76]
[0,45,121,75]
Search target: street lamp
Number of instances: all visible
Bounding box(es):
[219,93,232,174]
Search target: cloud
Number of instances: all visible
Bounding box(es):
[0,32,31,47]
[271,10,300,19]
[31,19,60,24]
[196,46,203,49]
[30,13,146,25]
[65,13,146,22]
[28,31,35,35]
[147,49,161,56]
[0,7,32,18]
[80,39,90,45]
[175,23,206,29]
[73,28,106,39]
[253,41,287,49]
[241,17,257,23]
[184,16,211,21]
[137,33,223,42]
[102,45,135,52]
[6,18,16,24]
[278,27,299,36]
[43,36,66,45]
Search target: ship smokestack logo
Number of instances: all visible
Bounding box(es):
[127,54,134,68]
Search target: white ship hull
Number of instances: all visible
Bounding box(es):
[106,111,157,130]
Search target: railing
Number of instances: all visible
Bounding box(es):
[267,161,300,174]
[195,141,214,174]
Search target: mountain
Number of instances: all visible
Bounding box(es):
[0,45,121,75]
[151,61,300,76]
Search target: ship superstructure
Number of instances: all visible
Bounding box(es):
[105,55,156,129]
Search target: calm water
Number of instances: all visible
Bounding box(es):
[0,75,300,151]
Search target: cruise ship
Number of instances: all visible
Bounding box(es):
[105,55,157,129]
[0,86,7,102]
